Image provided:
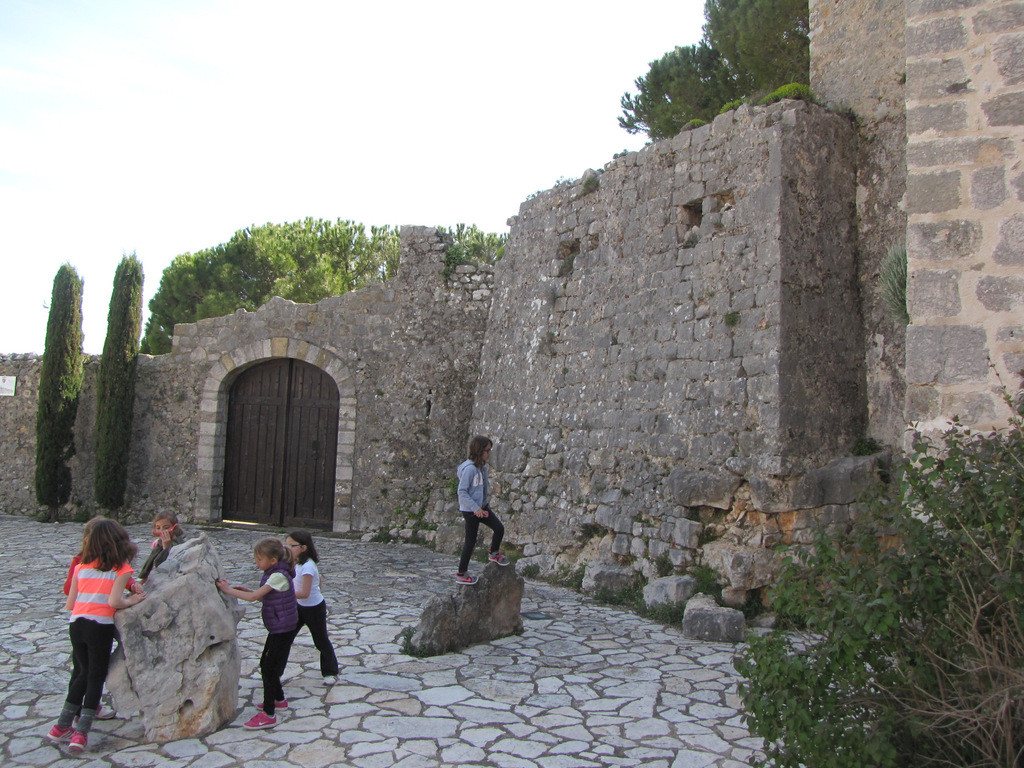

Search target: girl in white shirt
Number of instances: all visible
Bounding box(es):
[285,530,339,684]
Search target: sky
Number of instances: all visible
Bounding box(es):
[0,0,705,355]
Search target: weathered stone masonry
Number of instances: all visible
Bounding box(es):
[0,228,493,531]
[903,0,1024,431]
[1,1,1021,596]
[470,102,866,586]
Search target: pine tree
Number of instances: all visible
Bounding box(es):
[95,254,144,513]
[620,0,810,140]
[35,264,85,522]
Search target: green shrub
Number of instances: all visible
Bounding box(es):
[683,118,708,130]
[593,578,645,609]
[654,551,674,577]
[724,311,740,327]
[758,83,815,106]
[399,627,435,658]
[521,563,540,579]
[736,393,1024,768]
[880,244,909,325]
[852,436,884,456]
[718,98,746,114]
[689,564,723,604]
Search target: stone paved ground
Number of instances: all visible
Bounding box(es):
[0,515,764,767]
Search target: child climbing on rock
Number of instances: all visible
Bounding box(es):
[49,518,146,753]
[285,530,340,685]
[216,538,298,730]
[455,435,509,585]
[137,510,187,582]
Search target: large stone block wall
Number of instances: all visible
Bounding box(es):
[0,356,44,514]
[810,0,910,446]
[905,0,1024,430]
[0,353,202,520]
[0,229,492,527]
[468,101,864,573]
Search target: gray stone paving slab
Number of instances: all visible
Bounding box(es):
[0,515,764,767]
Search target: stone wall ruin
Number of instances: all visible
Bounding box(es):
[1,0,1021,597]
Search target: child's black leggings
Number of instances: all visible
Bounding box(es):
[67,617,116,714]
[260,630,296,716]
[458,508,504,573]
[296,601,339,677]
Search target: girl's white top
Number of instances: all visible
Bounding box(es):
[294,560,324,607]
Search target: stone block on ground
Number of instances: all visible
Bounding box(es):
[407,563,524,655]
[581,561,635,594]
[108,532,244,742]
[643,575,697,608]
[700,541,779,591]
[681,593,745,643]
[433,523,464,557]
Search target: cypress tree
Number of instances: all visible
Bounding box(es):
[94,253,144,513]
[35,264,85,522]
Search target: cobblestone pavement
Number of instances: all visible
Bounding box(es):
[0,515,763,767]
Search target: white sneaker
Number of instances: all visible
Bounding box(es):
[323,675,338,685]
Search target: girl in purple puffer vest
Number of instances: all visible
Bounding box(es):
[217,538,298,730]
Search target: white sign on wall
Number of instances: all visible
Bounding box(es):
[0,376,15,396]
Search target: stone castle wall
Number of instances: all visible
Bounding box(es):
[810,0,909,447]
[904,0,1024,430]
[0,229,493,527]
[1,3,1021,593]
[468,101,865,578]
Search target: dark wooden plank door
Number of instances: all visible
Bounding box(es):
[222,359,339,529]
[281,360,340,528]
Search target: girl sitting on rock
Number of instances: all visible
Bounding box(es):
[137,510,187,583]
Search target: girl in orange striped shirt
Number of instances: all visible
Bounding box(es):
[47,519,146,753]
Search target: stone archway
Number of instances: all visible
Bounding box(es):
[193,338,355,532]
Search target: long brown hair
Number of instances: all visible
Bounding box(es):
[81,519,138,571]
[468,435,492,468]
[76,515,105,559]
[287,529,319,564]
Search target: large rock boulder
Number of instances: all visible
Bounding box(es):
[643,575,697,608]
[407,563,523,656]
[700,540,779,592]
[681,593,745,643]
[581,560,635,594]
[108,532,244,742]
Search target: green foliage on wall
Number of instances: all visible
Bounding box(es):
[736,393,1024,767]
[620,0,810,140]
[880,244,909,326]
[439,223,507,280]
[141,219,401,354]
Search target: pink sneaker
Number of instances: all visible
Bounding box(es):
[275,699,288,710]
[68,731,87,752]
[46,724,73,742]
[243,711,277,729]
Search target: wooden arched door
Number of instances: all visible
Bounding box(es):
[222,359,339,529]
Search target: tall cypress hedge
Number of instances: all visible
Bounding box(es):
[35,264,85,521]
[94,254,144,513]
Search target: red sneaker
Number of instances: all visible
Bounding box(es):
[46,724,73,742]
[68,732,87,752]
[243,711,277,729]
